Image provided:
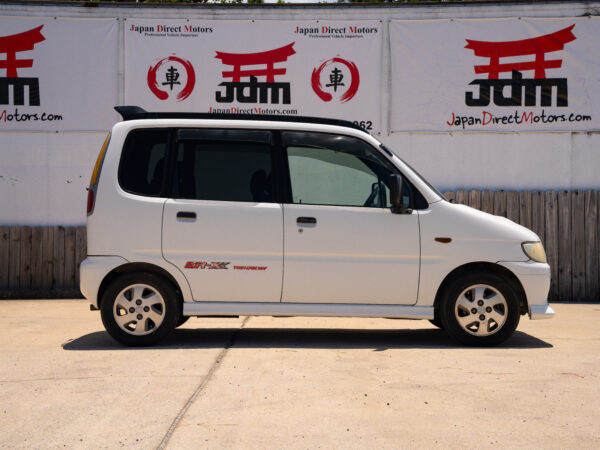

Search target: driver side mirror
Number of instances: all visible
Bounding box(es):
[389,174,404,214]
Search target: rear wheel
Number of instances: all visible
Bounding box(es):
[439,271,520,346]
[100,273,180,346]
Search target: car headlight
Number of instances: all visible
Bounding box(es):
[522,241,547,263]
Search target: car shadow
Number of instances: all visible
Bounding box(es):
[62,327,552,351]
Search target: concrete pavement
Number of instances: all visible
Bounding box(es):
[0,301,598,449]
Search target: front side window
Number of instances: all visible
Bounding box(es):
[172,141,274,202]
[119,129,169,197]
[283,132,397,208]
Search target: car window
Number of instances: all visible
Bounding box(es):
[118,129,169,196]
[172,141,274,203]
[283,132,397,208]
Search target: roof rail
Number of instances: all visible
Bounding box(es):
[113,106,367,132]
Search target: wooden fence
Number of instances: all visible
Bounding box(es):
[0,226,86,298]
[0,189,599,301]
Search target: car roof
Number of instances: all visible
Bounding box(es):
[114,106,367,132]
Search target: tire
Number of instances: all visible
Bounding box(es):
[176,315,190,327]
[439,271,520,346]
[429,317,444,330]
[100,273,181,346]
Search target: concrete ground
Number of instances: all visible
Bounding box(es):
[0,301,598,449]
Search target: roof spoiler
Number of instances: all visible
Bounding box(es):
[114,106,148,121]
[113,105,367,132]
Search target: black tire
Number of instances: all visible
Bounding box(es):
[100,273,181,346]
[176,315,190,327]
[439,271,520,346]
[429,317,444,330]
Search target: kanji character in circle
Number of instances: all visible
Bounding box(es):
[147,56,196,102]
[311,57,360,103]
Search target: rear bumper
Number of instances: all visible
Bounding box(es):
[80,256,128,308]
[498,260,553,320]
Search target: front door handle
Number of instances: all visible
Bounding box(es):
[297,216,317,225]
[177,211,196,220]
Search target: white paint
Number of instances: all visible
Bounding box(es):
[81,114,552,332]
[0,2,599,225]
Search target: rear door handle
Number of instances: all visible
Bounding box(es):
[177,211,196,220]
[297,216,316,225]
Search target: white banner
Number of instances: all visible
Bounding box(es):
[0,17,118,131]
[125,20,382,133]
[390,18,600,132]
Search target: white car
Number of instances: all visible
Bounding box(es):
[80,106,553,347]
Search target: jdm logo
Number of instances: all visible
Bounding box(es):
[465,25,576,107]
[147,55,195,102]
[0,25,45,106]
[214,43,295,105]
[311,57,359,103]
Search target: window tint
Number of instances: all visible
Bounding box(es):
[284,132,395,208]
[172,141,274,202]
[287,146,391,207]
[119,129,169,196]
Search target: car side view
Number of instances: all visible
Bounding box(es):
[80,106,554,347]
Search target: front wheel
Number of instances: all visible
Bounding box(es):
[100,273,181,346]
[439,271,521,346]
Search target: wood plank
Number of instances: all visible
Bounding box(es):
[444,191,455,203]
[545,191,559,301]
[584,191,599,301]
[558,190,572,301]
[506,191,519,223]
[468,190,481,210]
[493,190,507,217]
[571,190,586,301]
[481,190,494,214]
[75,226,87,288]
[456,189,468,205]
[42,227,54,290]
[0,226,9,290]
[8,226,21,290]
[31,226,44,290]
[19,226,32,289]
[53,226,65,289]
[532,190,545,245]
[519,191,532,230]
[64,227,77,289]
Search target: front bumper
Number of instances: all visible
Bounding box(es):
[498,260,553,320]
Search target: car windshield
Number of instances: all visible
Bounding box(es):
[379,144,447,201]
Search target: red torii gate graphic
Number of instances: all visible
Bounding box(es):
[465,24,576,79]
[0,25,45,78]
[215,42,296,82]
[0,25,45,106]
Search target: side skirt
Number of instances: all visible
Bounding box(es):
[183,302,434,320]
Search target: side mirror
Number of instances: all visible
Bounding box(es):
[389,174,404,214]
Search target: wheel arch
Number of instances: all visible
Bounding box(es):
[97,262,184,309]
[433,262,528,315]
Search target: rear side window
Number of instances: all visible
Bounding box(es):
[118,129,169,196]
[172,141,274,202]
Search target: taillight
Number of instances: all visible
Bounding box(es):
[87,189,95,215]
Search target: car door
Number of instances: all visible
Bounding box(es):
[162,129,283,302]
[281,131,420,305]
